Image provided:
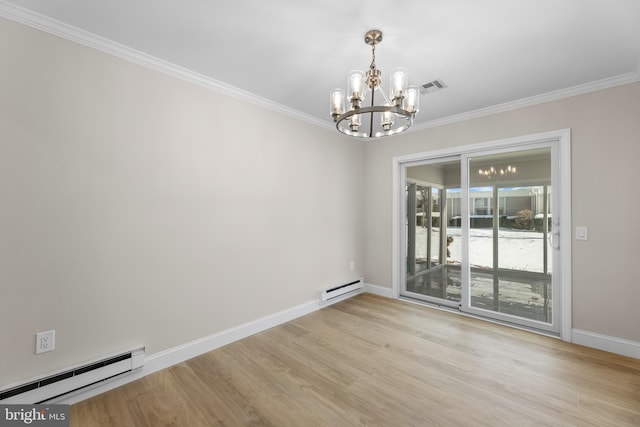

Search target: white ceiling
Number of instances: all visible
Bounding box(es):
[3,0,640,130]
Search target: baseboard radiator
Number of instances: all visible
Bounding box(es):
[320,279,363,302]
[0,346,145,404]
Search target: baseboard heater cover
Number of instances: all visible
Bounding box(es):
[320,279,363,302]
[0,346,145,404]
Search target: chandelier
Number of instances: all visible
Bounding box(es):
[330,30,419,139]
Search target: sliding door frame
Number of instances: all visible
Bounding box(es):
[392,129,572,341]
[461,143,558,333]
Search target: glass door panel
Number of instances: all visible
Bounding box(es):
[398,133,567,337]
[467,148,553,326]
[403,159,461,305]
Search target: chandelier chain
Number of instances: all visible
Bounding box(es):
[370,44,376,72]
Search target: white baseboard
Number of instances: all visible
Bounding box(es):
[54,288,372,405]
[55,299,321,404]
[365,284,640,360]
[363,282,394,298]
[572,329,640,359]
[55,292,639,405]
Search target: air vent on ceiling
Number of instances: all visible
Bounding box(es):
[421,79,447,94]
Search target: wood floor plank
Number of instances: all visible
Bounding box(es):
[169,361,263,426]
[70,294,640,426]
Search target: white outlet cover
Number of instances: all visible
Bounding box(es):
[36,330,55,354]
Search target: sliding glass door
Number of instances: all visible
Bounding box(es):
[401,140,563,335]
[464,147,555,331]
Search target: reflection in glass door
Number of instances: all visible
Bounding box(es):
[402,144,562,335]
[404,158,461,306]
[466,148,554,329]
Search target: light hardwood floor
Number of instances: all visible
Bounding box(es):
[71,294,640,426]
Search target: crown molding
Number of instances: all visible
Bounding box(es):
[0,1,332,131]
[3,1,638,135]
[411,63,640,132]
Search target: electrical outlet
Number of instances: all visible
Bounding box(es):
[36,330,55,354]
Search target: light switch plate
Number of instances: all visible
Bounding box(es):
[576,226,588,241]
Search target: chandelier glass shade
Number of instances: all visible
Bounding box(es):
[330,30,419,139]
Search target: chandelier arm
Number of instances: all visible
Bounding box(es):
[377,86,392,105]
[334,106,414,138]
[369,84,375,137]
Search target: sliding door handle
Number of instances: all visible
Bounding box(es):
[548,230,560,249]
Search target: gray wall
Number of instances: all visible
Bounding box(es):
[0,18,364,386]
[363,81,640,343]
[2,15,639,389]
